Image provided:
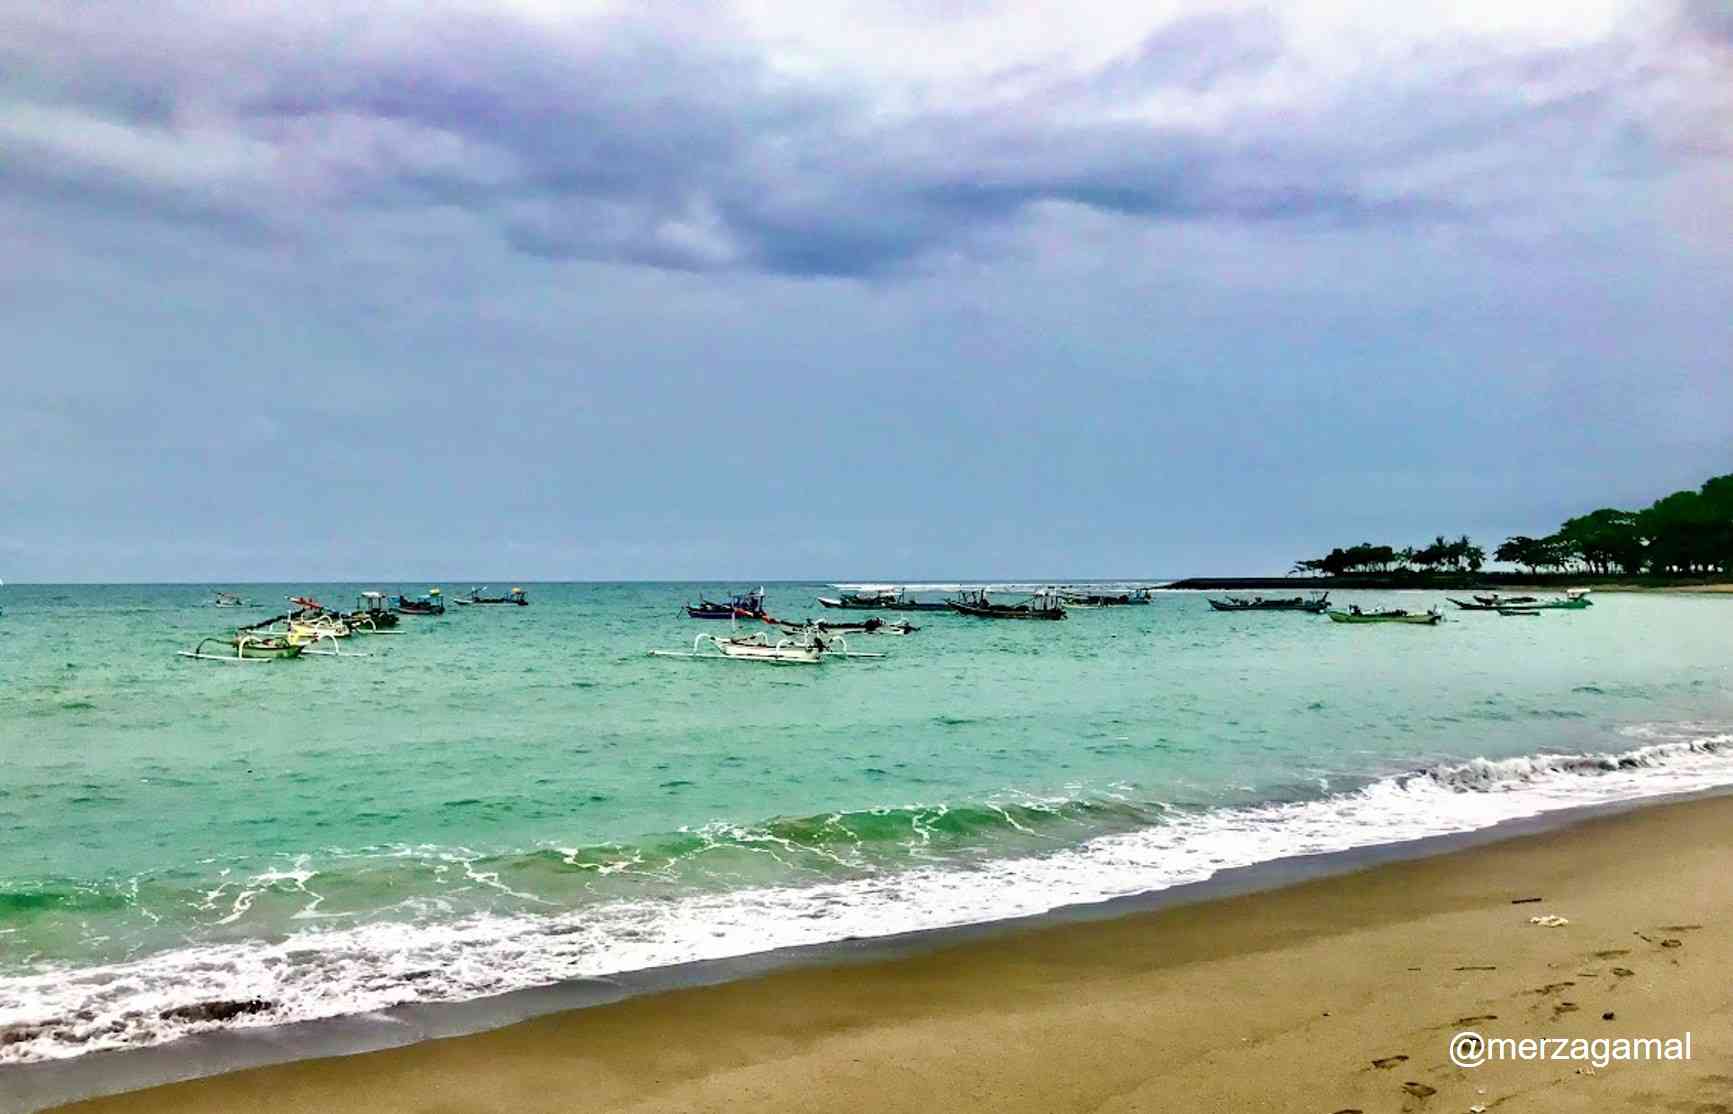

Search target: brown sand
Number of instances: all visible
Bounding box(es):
[55,796,1733,1114]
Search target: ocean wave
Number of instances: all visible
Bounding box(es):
[3,729,1731,1062]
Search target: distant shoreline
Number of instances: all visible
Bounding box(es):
[1161,574,1733,593]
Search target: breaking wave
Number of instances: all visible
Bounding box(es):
[3,729,1731,1063]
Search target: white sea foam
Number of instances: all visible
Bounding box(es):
[3,728,1730,1063]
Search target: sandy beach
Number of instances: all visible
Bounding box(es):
[46,793,1733,1114]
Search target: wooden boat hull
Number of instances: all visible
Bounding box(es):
[180,636,304,661]
[393,602,445,615]
[817,597,949,611]
[716,640,822,664]
[686,606,770,621]
[1327,611,1441,625]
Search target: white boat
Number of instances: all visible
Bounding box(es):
[715,632,823,663]
[650,623,884,664]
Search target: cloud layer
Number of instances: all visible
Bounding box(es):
[6,0,1725,277]
[1,1,1728,579]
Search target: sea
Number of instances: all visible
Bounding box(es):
[2,582,1731,1069]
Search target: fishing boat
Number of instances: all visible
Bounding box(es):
[686,587,769,620]
[780,617,918,635]
[212,591,252,608]
[947,589,1068,620]
[1497,606,1541,617]
[1525,592,1593,610]
[1473,594,1538,606]
[392,588,445,615]
[816,586,951,611]
[650,623,884,664]
[343,591,401,633]
[1327,606,1443,625]
[454,586,527,606]
[178,634,305,662]
[1060,587,1155,607]
[1207,592,1329,613]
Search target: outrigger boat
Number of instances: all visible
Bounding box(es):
[1060,587,1155,607]
[1451,593,1542,611]
[1466,593,1590,612]
[212,591,252,608]
[178,634,305,662]
[1327,606,1443,625]
[1525,591,1593,610]
[454,586,527,606]
[686,587,770,620]
[1207,592,1329,613]
[816,586,951,611]
[342,591,401,633]
[233,597,370,653]
[393,588,445,615]
[780,616,918,636]
[947,589,1068,620]
[650,622,885,664]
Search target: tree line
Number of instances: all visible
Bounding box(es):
[1294,472,1733,578]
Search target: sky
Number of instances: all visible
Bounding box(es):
[1,0,1729,582]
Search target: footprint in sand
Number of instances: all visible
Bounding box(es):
[1658,924,1703,932]
[1402,1081,1438,1098]
[1611,967,1635,977]
[1371,1054,1409,1069]
[1660,938,1684,949]
[1454,1014,1498,1025]
[1592,949,1630,959]
[1530,981,1575,995]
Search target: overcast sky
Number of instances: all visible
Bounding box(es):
[2,0,1728,582]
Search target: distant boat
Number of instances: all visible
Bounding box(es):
[780,616,918,635]
[1060,587,1154,607]
[816,586,951,611]
[1208,592,1329,613]
[393,588,445,615]
[455,587,527,606]
[947,589,1068,620]
[1497,607,1541,616]
[343,591,401,633]
[650,623,885,664]
[1474,594,1538,606]
[178,634,305,662]
[686,587,769,620]
[1327,607,1442,625]
[212,591,251,608]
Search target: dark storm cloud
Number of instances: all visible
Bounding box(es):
[7,1,1691,278]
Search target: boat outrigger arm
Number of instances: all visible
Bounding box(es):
[293,630,372,657]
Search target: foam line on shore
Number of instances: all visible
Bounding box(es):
[3,726,1730,1064]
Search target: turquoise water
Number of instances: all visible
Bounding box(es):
[1,583,1730,1059]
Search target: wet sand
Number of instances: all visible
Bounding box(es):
[52,794,1733,1113]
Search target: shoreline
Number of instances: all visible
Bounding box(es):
[16,786,1733,1113]
[1160,575,1733,593]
